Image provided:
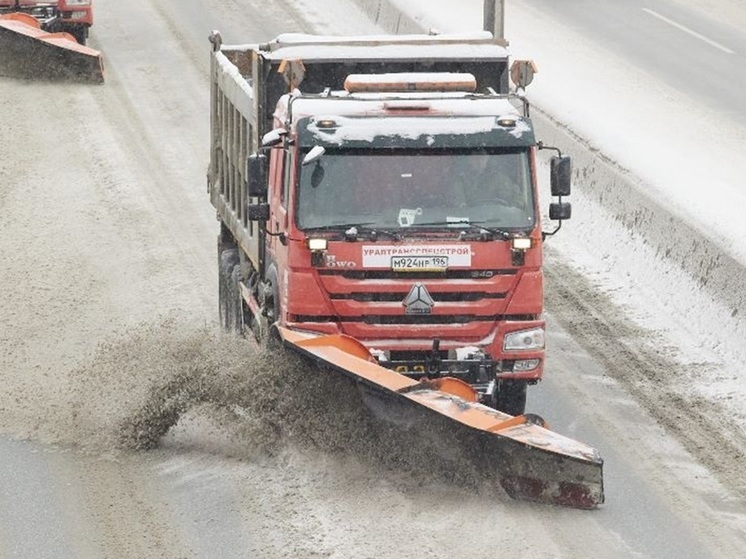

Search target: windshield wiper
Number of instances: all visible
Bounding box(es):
[304,222,376,232]
[368,228,402,241]
[304,222,402,241]
[407,220,512,239]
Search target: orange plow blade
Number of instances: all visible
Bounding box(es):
[279,327,605,509]
[0,13,103,82]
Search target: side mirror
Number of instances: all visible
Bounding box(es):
[302,145,326,166]
[247,153,268,197]
[261,128,286,148]
[510,60,537,89]
[550,155,572,197]
[549,201,572,221]
[248,203,270,221]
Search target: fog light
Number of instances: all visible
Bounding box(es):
[513,358,540,372]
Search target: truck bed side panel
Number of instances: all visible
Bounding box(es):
[209,50,260,268]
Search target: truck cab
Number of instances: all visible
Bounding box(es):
[209,33,571,416]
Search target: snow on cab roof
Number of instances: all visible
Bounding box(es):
[225,33,510,61]
[301,114,533,145]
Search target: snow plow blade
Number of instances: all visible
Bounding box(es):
[278,327,604,509]
[0,13,103,83]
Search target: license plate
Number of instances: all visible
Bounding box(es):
[391,255,448,271]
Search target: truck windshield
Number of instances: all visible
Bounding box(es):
[296,148,535,231]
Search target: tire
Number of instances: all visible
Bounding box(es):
[218,249,239,332]
[62,25,87,45]
[493,379,528,416]
[256,277,279,347]
[265,323,283,351]
[229,265,245,335]
[261,264,280,324]
[72,28,87,46]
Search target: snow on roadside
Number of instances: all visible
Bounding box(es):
[385,0,746,426]
[389,1,746,263]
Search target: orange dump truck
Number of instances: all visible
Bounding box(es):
[208,30,602,508]
[0,0,102,82]
[0,0,93,43]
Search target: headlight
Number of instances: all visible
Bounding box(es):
[65,0,91,5]
[503,327,545,351]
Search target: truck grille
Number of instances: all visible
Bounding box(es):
[329,292,506,303]
[318,269,517,280]
[305,267,534,333]
[292,314,537,324]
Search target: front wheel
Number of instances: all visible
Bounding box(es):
[256,277,279,346]
[228,265,245,335]
[493,379,528,416]
[218,249,239,332]
[62,24,88,45]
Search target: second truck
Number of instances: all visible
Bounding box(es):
[0,0,103,82]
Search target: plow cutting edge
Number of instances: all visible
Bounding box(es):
[278,327,604,509]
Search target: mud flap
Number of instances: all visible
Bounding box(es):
[278,327,604,509]
[0,13,104,83]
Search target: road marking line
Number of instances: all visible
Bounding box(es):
[642,8,735,54]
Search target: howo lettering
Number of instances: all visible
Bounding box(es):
[208,30,603,508]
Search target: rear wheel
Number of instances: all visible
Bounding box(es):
[493,380,528,416]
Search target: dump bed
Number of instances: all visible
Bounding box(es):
[218,32,510,146]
